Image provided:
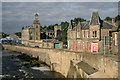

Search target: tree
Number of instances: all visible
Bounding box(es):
[115,15,120,21]
[104,16,112,21]
[15,32,21,38]
[72,17,86,27]
[47,25,54,30]
[43,25,47,31]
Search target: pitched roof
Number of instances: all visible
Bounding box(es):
[101,21,116,29]
[82,21,90,30]
[6,34,19,38]
[89,11,100,25]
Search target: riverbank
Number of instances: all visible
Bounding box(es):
[2,50,65,79]
[17,53,48,68]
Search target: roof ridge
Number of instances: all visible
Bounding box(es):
[104,21,116,27]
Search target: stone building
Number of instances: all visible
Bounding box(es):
[67,11,120,54]
[54,25,62,37]
[6,34,19,39]
[22,13,63,48]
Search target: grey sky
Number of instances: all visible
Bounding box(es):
[2,0,120,2]
[0,2,1,32]
[2,2,118,34]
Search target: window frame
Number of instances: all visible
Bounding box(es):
[92,31,97,38]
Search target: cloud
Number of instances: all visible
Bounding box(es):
[2,2,118,34]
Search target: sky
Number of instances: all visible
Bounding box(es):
[0,2,1,33]
[2,2,118,34]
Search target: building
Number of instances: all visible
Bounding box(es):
[67,11,120,54]
[54,25,62,38]
[6,34,19,39]
[22,13,63,48]
[111,21,120,54]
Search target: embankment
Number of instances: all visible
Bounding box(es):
[3,45,119,78]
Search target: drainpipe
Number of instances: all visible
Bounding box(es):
[104,36,105,55]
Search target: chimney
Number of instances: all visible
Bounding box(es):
[71,20,73,29]
[112,18,115,24]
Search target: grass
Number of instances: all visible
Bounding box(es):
[17,54,47,68]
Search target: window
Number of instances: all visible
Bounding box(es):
[115,33,117,46]
[48,33,49,35]
[87,31,89,38]
[53,33,54,35]
[30,32,32,35]
[36,25,38,28]
[83,31,85,38]
[95,31,97,37]
[50,33,52,35]
[109,31,112,37]
[30,36,32,40]
[84,31,85,38]
[36,37,38,40]
[92,31,97,38]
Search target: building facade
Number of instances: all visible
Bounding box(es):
[22,13,63,48]
[67,12,120,54]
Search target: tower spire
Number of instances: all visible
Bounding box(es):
[33,13,40,24]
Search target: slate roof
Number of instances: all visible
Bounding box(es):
[33,20,40,24]
[89,11,100,25]
[25,25,33,29]
[101,21,116,29]
[82,21,90,30]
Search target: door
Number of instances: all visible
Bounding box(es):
[54,43,60,48]
[87,42,89,52]
[91,43,98,52]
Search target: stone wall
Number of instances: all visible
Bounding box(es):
[3,45,119,78]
